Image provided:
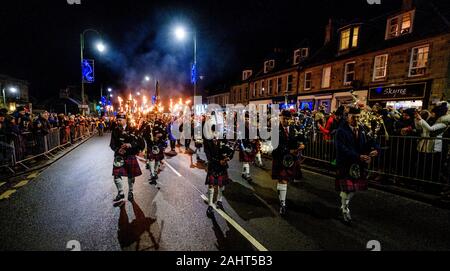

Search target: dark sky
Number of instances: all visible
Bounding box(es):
[0,0,403,101]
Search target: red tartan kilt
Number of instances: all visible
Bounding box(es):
[239,150,257,162]
[335,178,368,192]
[272,159,300,182]
[205,174,230,187]
[147,148,165,161]
[113,156,142,177]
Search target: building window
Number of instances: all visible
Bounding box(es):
[386,10,414,39]
[339,26,359,51]
[242,70,253,81]
[304,72,312,90]
[264,60,275,73]
[344,62,356,86]
[245,86,249,100]
[253,82,258,97]
[409,45,429,77]
[321,66,331,88]
[276,78,282,94]
[286,75,293,92]
[373,54,388,81]
[268,79,273,95]
[261,80,265,96]
[239,88,242,102]
[293,48,309,65]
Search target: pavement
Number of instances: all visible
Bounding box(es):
[0,134,449,251]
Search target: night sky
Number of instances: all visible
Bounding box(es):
[0,0,404,102]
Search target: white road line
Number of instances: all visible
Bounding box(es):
[164,161,182,177]
[164,160,269,252]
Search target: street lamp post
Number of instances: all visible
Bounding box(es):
[174,26,198,97]
[80,29,105,115]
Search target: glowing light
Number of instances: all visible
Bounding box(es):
[174,26,187,41]
[145,76,150,82]
[96,42,106,53]
[108,88,112,92]
[9,87,18,93]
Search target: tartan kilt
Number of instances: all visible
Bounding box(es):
[335,167,368,192]
[205,173,230,187]
[335,178,368,192]
[271,157,300,182]
[147,146,165,161]
[239,149,257,162]
[113,155,142,177]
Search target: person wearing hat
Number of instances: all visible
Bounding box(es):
[203,116,234,218]
[140,115,168,185]
[335,107,379,223]
[271,110,305,216]
[238,111,259,183]
[110,112,145,203]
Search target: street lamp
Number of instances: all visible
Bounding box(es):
[173,25,198,97]
[108,88,112,92]
[80,28,106,115]
[145,76,151,82]
[2,87,19,109]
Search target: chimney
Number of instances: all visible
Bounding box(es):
[324,18,333,45]
[402,0,414,10]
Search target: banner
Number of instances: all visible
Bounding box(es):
[82,59,95,83]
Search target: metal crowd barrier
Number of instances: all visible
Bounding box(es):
[0,124,97,175]
[302,133,450,190]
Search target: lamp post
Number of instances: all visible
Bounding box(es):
[2,87,18,109]
[80,29,106,115]
[174,26,198,97]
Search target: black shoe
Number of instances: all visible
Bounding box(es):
[128,192,134,202]
[279,205,287,216]
[206,206,214,218]
[216,201,224,210]
[113,193,125,202]
[149,179,158,186]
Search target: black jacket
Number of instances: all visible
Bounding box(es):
[110,124,145,156]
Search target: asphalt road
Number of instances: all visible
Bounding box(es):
[1,134,449,251]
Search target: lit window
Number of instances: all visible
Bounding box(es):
[409,45,429,77]
[344,62,356,85]
[261,80,265,96]
[340,29,351,51]
[373,54,388,81]
[386,11,414,39]
[352,27,359,48]
[340,26,360,51]
[322,66,331,88]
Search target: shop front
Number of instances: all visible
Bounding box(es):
[367,82,429,110]
[272,95,298,110]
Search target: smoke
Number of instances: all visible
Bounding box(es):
[100,6,237,100]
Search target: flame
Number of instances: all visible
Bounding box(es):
[186,100,192,105]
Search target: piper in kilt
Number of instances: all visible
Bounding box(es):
[272,110,305,216]
[239,114,260,183]
[203,119,235,218]
[141,117,168,185]
[110,113,145,203]
[335,107,379,223]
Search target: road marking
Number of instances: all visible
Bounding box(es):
[27,172,39,179]
[0,182,5,188]
[13,180,29,188]
[164,159,268,251]
[164,161,182,177]
[0,190,16,200]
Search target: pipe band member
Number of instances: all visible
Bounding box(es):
[141,117,168,185]
[203,124,234,218]
[110,112,145,203]
[271,110,304,216]
[335,107,379,223]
